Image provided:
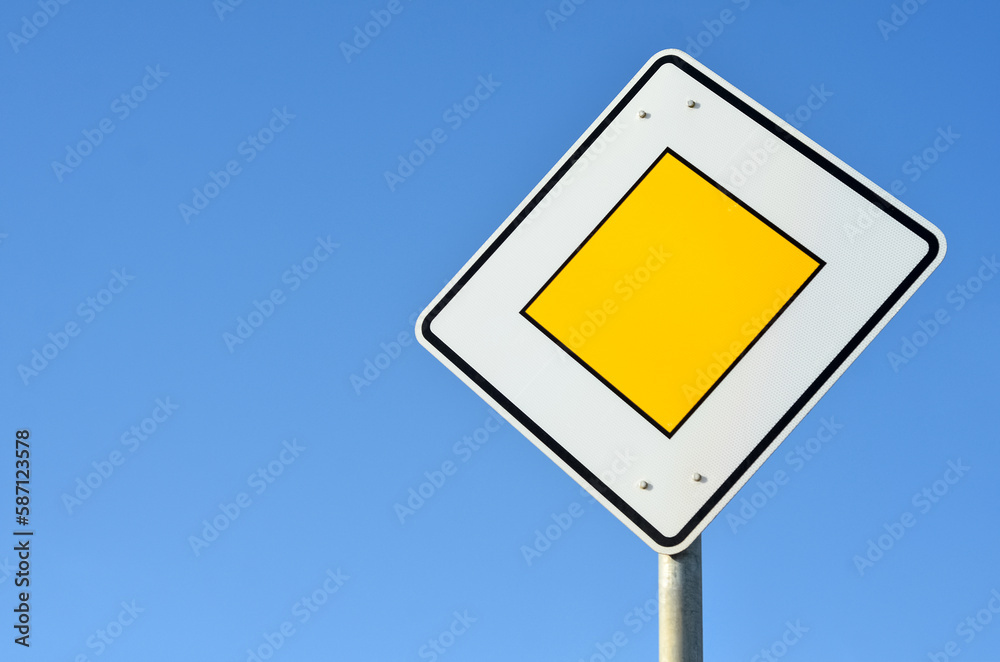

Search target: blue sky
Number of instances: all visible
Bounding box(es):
[1,0,998,660]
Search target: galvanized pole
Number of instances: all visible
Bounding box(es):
[658,536,702,661]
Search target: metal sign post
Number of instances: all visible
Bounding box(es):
[659,536,702,661]
[416,49,946,655]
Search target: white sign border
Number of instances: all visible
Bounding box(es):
[416,49,946,554]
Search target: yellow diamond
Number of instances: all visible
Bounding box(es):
[523,149,823,436]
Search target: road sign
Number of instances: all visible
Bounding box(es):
[416,50,945,554]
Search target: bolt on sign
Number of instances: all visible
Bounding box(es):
[416,50,945,554]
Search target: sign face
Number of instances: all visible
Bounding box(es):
[416,50,945,554]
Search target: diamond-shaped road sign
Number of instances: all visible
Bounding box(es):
[416,50,945,554]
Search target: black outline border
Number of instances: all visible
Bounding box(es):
[420,54,941,548]
[519,147,825,439]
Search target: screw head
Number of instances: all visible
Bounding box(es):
[686,99,696,108]
[638,480,649,490]
[637,110,648,118]
[692,473,703,482]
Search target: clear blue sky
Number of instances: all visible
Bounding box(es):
[2,0,998,660]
